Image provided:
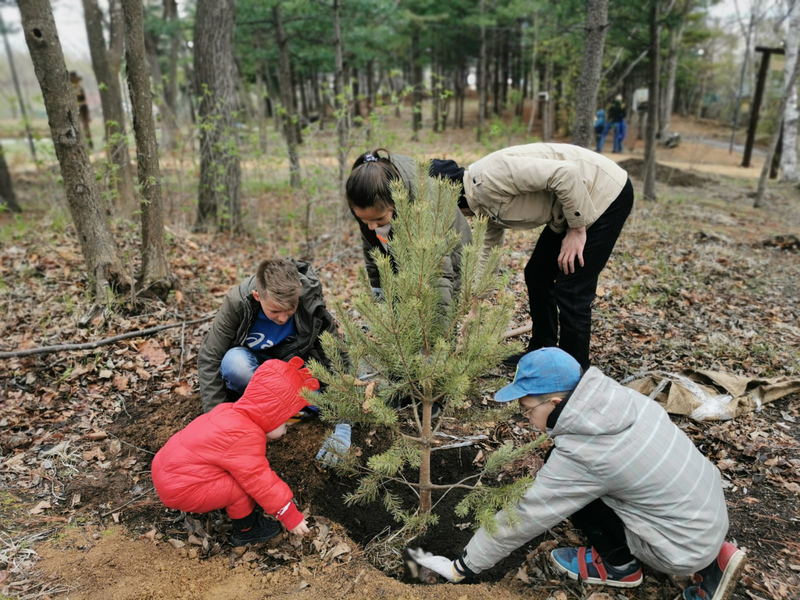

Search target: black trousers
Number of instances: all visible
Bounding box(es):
[524,179,634,369]
[542,447,635,566]
[569,498,635,566]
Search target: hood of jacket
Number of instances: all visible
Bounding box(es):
[549,367,636,438]
[231,359,310,433]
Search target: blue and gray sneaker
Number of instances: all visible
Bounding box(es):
[551,546,643,588]
[680,542,746,600]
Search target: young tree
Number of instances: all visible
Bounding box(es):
[82,0,137,213]
[121,0,177,299]
[310,163,536,536]
[194,0,242,230]
[572,0,609,148]
[20,0,132,300]
[0,141,21,213]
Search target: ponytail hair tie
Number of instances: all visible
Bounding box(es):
[363,154,378,163]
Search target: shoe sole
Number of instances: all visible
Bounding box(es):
[550,551,643,588]
[711,550,747,600]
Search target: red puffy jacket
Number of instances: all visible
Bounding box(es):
[151,357,319,530]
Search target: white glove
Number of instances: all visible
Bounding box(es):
[406,548,462,583]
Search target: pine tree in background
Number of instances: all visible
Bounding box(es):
[309,162,544,541]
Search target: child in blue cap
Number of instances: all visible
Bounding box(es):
[408,348,745,600]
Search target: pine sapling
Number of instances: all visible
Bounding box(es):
[309,160,542,538]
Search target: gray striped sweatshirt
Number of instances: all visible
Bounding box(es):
[463,367,728,575]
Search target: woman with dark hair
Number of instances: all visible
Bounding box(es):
[346,149,472,310]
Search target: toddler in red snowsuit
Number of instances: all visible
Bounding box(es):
[152,357,319,546]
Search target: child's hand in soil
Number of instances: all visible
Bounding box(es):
[290,519,311,535]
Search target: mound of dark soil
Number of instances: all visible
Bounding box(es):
[267,419,545,581]
[617,158,713,187]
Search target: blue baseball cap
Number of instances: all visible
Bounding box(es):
[495,348,582,402]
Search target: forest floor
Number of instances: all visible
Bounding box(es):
[1,114,799,600]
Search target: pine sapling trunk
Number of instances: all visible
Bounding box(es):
[418,397,433,514]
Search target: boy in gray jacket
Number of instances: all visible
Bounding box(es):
[409,348,745,600]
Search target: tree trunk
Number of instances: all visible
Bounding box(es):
[643,0,660,200]
[755,47,800,207]
[274,4,301,188]
[194,0,242,229]
[780,0,799,182]
[1,12,37,163]
[366,59,375,117]
[477,0,487,142]
[351,65,362,123]
[572,0,609,147]
[253,36,269,153]
[418,400,433,514]
[542,55,554,141]
[121,0,176,299]
[0,142,21,213]
[411,26,422,140]
[160,0,181,149]
[492,32,500,115]
[20,0,131,299]
[432,59,440,133]
[526,12,539,135]
[332,0,347,200]
[82,0,136,213]
[659,1,688,140]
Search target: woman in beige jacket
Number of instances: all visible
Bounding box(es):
[459,143,634,369]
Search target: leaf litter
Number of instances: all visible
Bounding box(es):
[0,173,798,599]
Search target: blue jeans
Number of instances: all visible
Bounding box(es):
[598,121,623,153]
[220,346,261,396]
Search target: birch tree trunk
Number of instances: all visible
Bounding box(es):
[82,0,136,214]
[572,0,609,148]
[0,142,21,213]
[643,0,660,200]
[20,0,131,299]
[121,0,176,299]
[780,1,799,182]
[194,0,242,230]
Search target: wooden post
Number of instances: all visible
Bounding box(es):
[743,47,784,168]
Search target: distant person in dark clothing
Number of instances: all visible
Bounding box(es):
[598,95,627,154]
[70,71,93,151]
[607,95,627,153]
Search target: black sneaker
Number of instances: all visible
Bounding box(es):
[230,513,282,547]
[502,351,527,368]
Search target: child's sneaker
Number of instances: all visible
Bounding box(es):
[230,513,282,547]
[551,546,643,588]
[680,542,746,600]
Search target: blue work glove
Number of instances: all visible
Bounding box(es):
[315,423,351,467]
